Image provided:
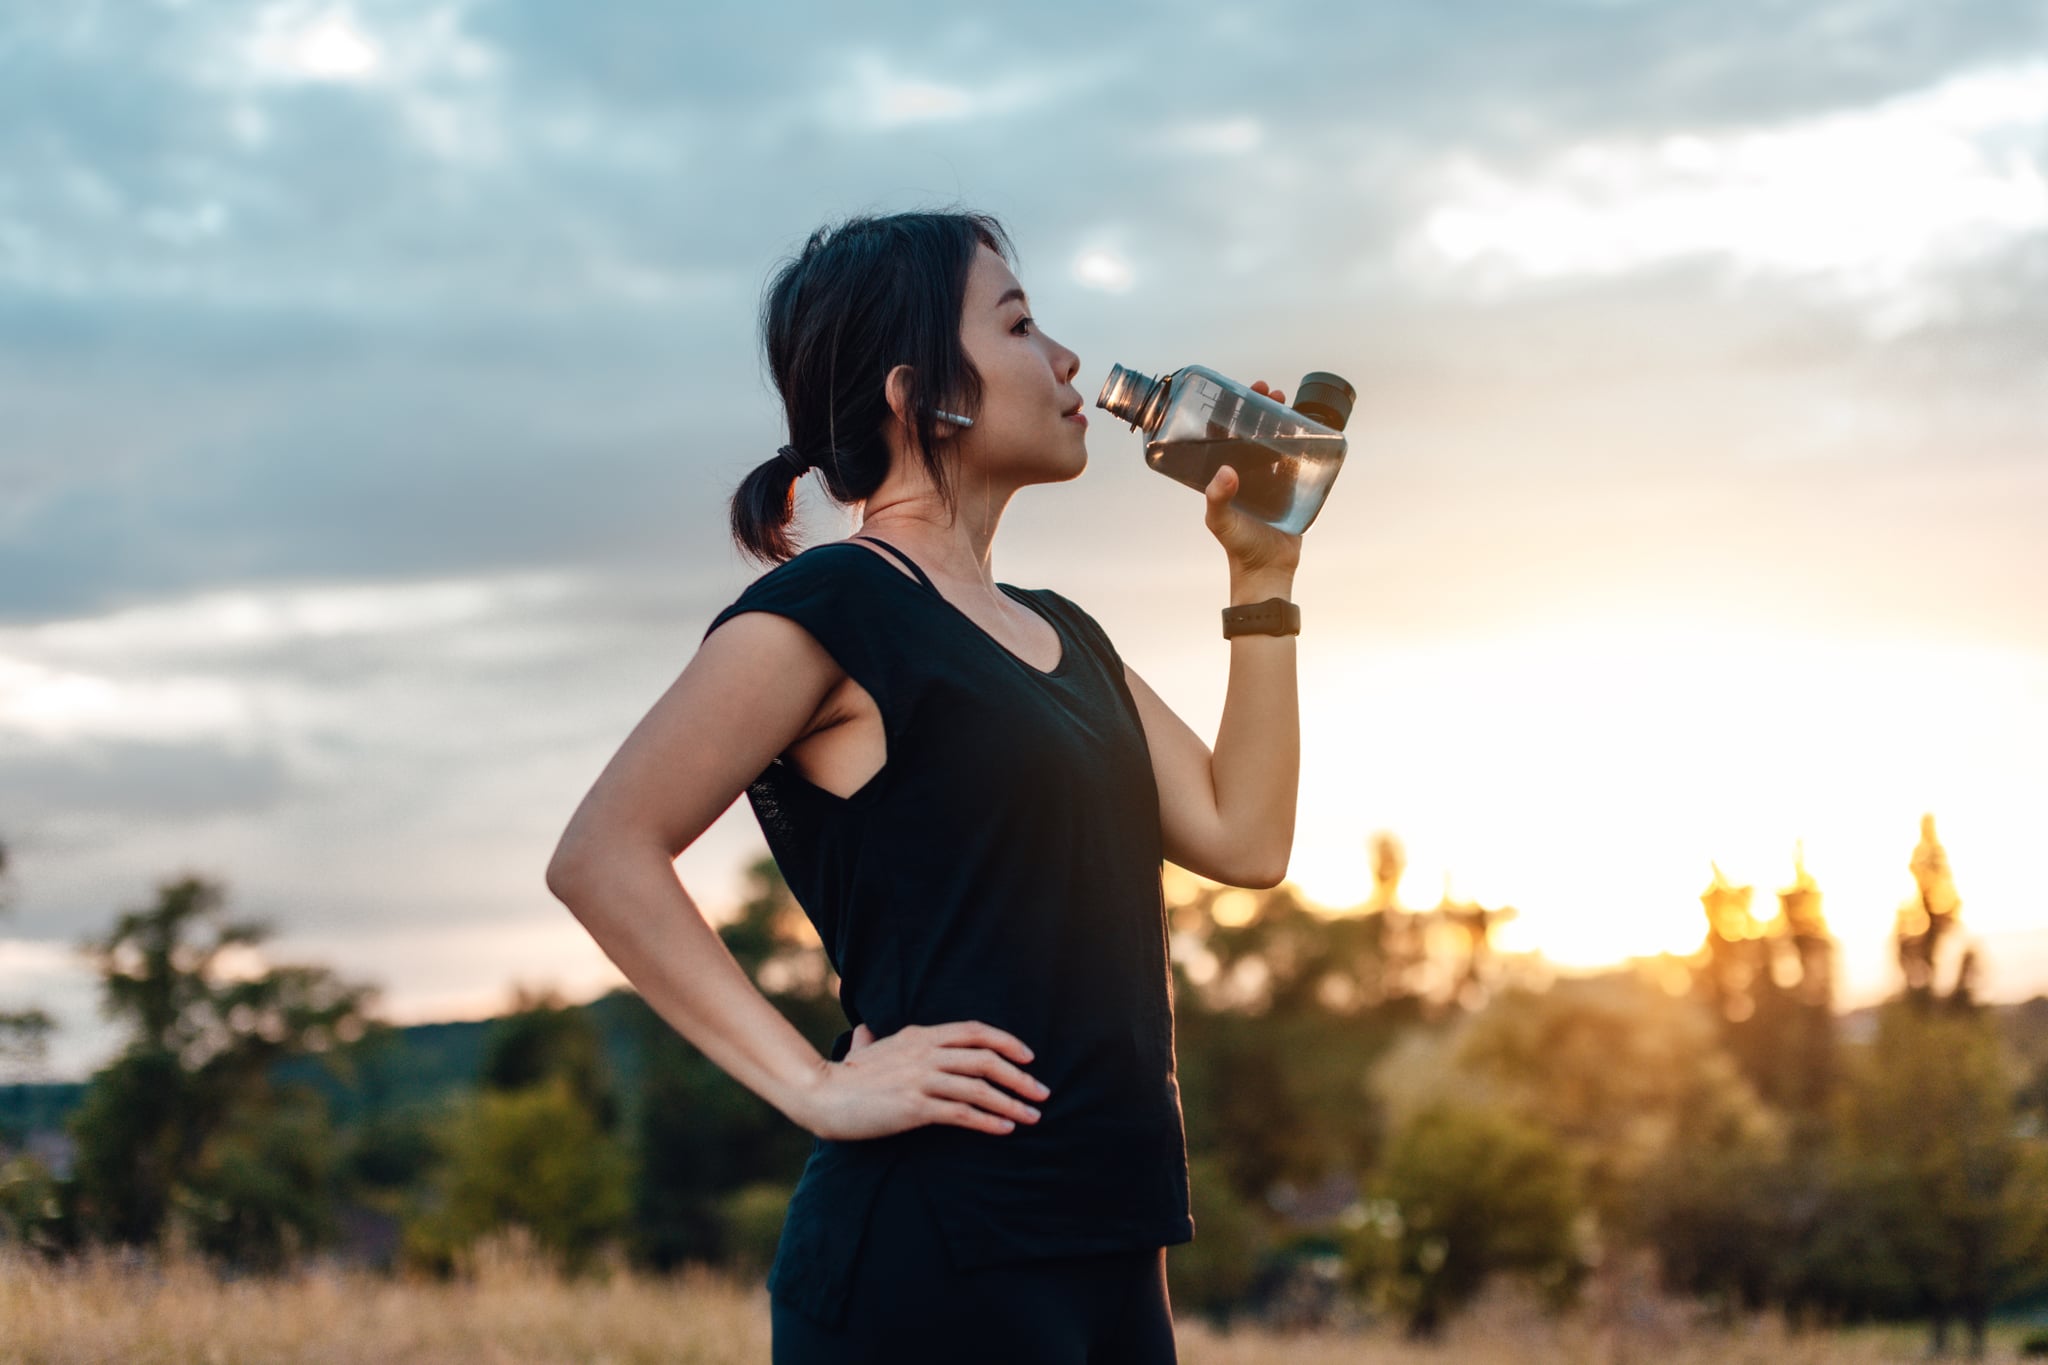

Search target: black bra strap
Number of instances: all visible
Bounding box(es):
[853,536,939,595]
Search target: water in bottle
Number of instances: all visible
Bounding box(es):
[1097,364,1356,535]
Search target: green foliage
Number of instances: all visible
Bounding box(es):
[480,986,621,1131]
[1166,1152,1274,1324]
[62,874,376,1267]
[0,1150,63,1254]
[1175,1005,1387,1204]
[1639,1092,1795,1313]
[0,1008,54,1078]
[1448,977,1773,1235]
[0,836,57,1079]
[717,1179,798,1280]
[1366,1100,1587,1338]
[339,1107,443,1194]
[172,1085,339,1271]
[403,1075,632,1279]
[66,1047,186,1245]
[1823,998,2048,1351]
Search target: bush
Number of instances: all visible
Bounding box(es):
[1168,1153,1273,1324]
[403,1076,632,1278]
[1367,1101,1587,1338]
[719,1179,797,1280]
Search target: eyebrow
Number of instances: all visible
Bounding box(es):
[994,286,1030,310]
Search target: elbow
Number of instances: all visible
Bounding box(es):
[1242,863,1287,891]
[1227,850,1289,891]
[545,839,600,905]
[1242,841,1292,891]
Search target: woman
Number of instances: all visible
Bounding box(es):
[546,209,1301,1363]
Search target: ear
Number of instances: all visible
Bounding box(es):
[883,363,915,431]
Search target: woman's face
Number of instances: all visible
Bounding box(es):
[951,243,1088,485]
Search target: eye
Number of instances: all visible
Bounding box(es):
[1012,314,1035,335]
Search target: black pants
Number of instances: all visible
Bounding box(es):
[770,1155,1178,1364]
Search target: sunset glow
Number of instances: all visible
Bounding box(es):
[1278,616,2046,994]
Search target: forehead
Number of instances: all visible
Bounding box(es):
[966,243,1026,307]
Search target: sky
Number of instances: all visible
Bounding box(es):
[3,0,2046,1081]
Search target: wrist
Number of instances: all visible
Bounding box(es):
[1228,569,1295,606]
[775,1054,833,1136]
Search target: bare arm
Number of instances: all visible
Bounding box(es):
[1124,378,1303,889]
[545,607,1047,1140]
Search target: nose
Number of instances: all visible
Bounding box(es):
[1053,338,1079,383]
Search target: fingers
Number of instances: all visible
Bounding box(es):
[1206,467,1240,537]
[928,1072,1042,1126]
[930,1019,1035,1066]
[926,1098,1019,1135]
[933,1045,1052,1102]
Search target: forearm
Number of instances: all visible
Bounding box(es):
[1211,565,1300,884]
[548,850,827,1132]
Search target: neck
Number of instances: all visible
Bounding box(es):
[855,463,1017,596]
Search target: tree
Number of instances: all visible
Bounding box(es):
[0,835,57,1078]
[1362,1101,1586,1338]
[1166,1152,1274,1326]
[65,874,377,1265]
[1453,977,1767,1231]
[1695,854,1839,1123]
[1831,999,2048,1358]
[403,1075,632,1278]
[479,985,620,1132]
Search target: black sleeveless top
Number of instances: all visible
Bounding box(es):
[701,536,1194,1328]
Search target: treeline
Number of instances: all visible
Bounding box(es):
[2,823,2046,1358]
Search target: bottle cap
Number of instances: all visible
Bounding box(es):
[1292,372,1356,432]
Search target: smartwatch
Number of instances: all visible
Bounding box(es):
[1221,597,1301,638]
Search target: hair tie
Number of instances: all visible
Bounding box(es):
[776,444,809,476]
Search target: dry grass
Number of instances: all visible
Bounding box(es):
[0,1237,2028,1364]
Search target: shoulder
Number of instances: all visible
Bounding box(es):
[731,540,881,602]
[703,541,878,640]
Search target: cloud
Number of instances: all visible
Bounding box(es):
[1406,60,2048,333]
[822,49,1118,131]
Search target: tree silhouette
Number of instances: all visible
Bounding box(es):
[1899,814,1966,1002]
[0,836,57,1078]
[65,874,377,1263]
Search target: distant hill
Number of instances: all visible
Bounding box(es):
[0,986,654,1145]
[7,989,2045,1146]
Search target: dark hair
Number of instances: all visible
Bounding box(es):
[730,209,1016,565]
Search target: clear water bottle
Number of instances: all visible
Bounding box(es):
[1096,364,1356,534]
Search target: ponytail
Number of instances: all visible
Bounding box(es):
[729,449,809,566]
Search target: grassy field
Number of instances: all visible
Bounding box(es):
[0,1239,2034,1364]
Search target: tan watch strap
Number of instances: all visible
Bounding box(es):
[1221,597,1301,638]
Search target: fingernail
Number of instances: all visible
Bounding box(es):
[1023,1105,1040,1119]
[999,1119,1016,1130]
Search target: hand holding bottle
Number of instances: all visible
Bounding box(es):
[1097,362,1355,537]
[1204,380,1303,581]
